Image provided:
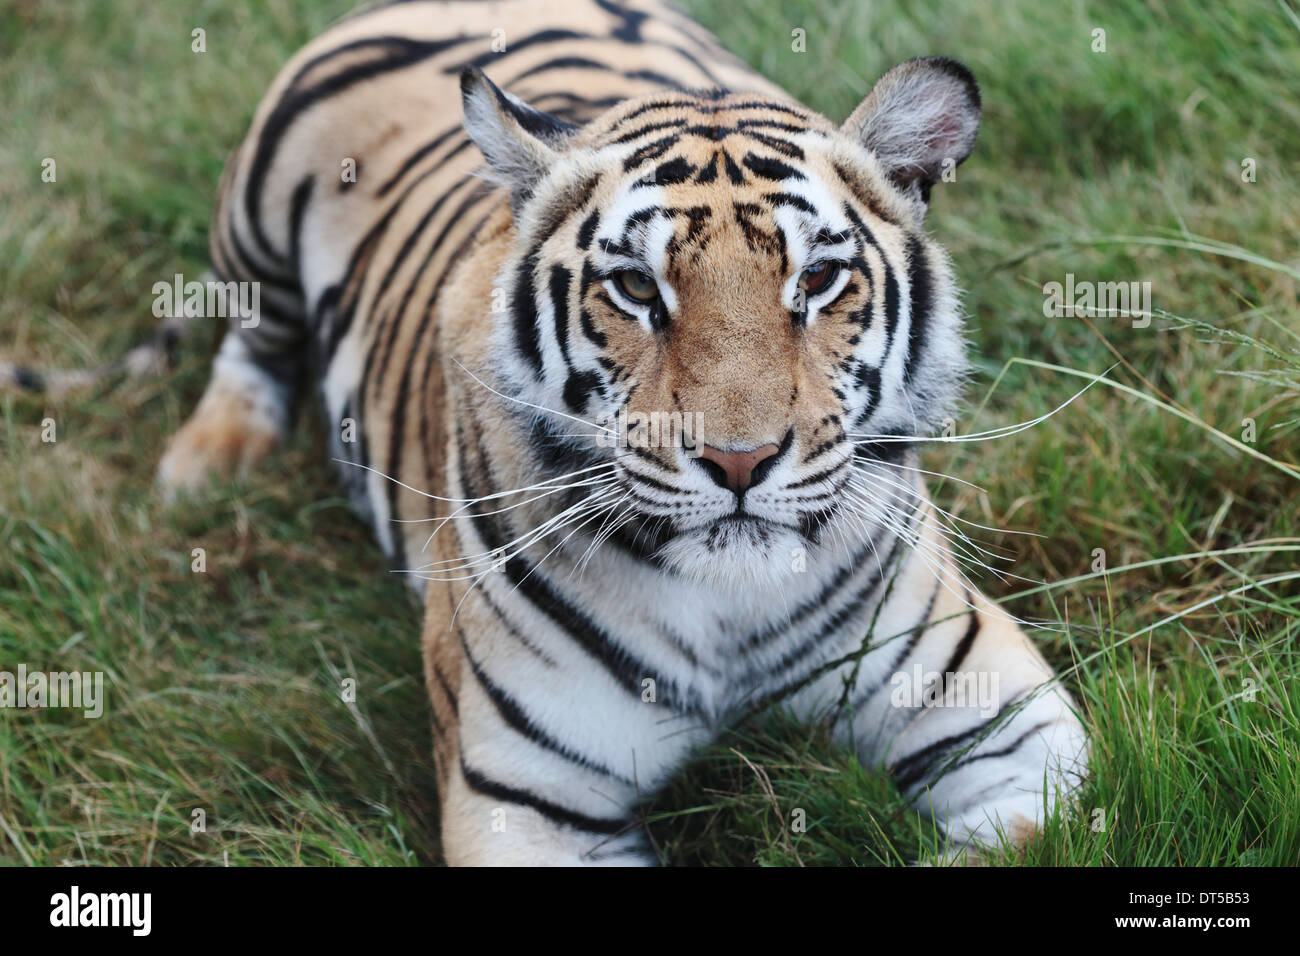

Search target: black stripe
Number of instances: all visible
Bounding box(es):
[854,365,883,422]
[941,605,981,680]
[892,717,998,791]
[457,624,633,783]
[708,99,812,118]
[563,369,602,415]
[312,284,344,361]
[287,175,315,275]
[638,156,695,186]
[888,577,942,672]
[614,96,811,126]
[245,34,479,264]
[509,54,613,83]
[742,153,804,181]
[951,720,1057,771]
[743,131,805,159]
[842,202,901,356]
[432,663,459,716]
[723,149,745,184]
[694,151,719,183]
[548,264,574,366]
[376,123,468,197]
[883,263,901,350]
[473,580,558,665]
[534,175,601,267]
[765,192,817,215]
[511,250,545,376]
[621,465,685,496]
[576,210,600,250]
[285,34,420,91]
[622,134,679,172]
[226,220,297,293]
[577,302,607,348]
[621,205,662,233]
[737,118,809,134]
[595,0,647,42]
[508,54,685,93]
[609,118,690,146]
[440,28,589,74]
[459,759,629,835]
[903,235,933,384]
[787,461,843,490]
[320,227,388,368]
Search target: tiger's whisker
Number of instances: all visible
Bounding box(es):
[452,357,616,434]
[848,464,1030,557]
[406,485,621,576]
[391,471,618,524]
[416,472,618,553]
[847,371,1109,446]
[844,495,1017,624]
[336,456,616,504]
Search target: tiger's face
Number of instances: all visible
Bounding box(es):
[461,58,981,587]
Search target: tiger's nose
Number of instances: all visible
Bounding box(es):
[695,443,780,494]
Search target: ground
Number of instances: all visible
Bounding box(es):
[1,0,1297,865]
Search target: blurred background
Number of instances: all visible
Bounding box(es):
[1,0,1296,865]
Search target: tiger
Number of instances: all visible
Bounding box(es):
[154,0,1088,865]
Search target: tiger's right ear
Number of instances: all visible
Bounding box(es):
[460,67,578,212]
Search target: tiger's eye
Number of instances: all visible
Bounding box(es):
[616,270,659,302]
[797,262,838,295]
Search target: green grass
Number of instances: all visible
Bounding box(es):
[1,0,1298,866]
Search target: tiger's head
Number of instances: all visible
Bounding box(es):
[460,58,980,588]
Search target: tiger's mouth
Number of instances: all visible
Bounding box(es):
[648,511,811,587]
[600,503,798,554]
[701,512,791,545]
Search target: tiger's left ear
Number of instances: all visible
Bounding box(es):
[460,67,578,213]
[841,56,981,204]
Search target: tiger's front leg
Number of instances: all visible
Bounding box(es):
[800,519,1088,858]
[422,583,706,866]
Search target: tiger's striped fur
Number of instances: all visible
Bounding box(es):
[159,0,1087,865]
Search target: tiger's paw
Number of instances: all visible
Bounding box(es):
[157,360,289,502]
[917,812,1040,866]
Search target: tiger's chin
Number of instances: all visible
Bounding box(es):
[653,517,806,591]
